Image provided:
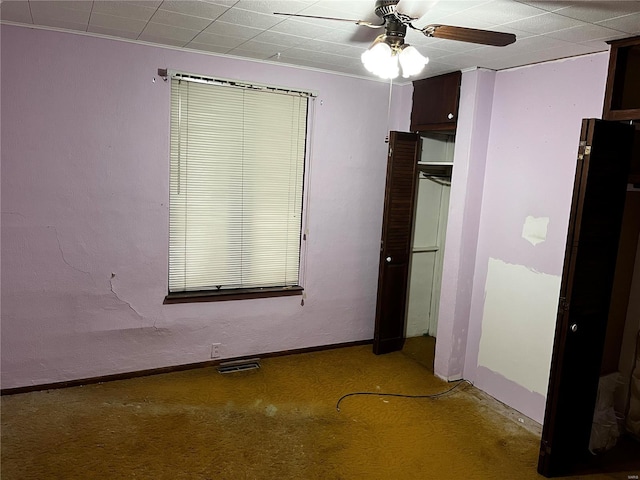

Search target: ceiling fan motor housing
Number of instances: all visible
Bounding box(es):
[374,0,400,18]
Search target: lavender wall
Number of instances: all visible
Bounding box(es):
[461,53,610,423]
[0,25,412,389]
[435,68,495,381]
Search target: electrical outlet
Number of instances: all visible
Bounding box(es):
[211,343,221,359]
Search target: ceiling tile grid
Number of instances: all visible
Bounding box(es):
[1,0,639,80]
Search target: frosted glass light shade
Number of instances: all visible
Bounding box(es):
[361,42,400,79]
[399,46,429,78]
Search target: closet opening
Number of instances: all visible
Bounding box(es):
[405,131,454,367]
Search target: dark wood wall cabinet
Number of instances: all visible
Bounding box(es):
[603,35,640,184]
[410,71,461,132]
[603,35,640,122]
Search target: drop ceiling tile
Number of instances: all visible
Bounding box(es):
[419,37,485,54]
[225,48,276,60]
[314,26,378,45]
[185,42,232,54]
[250,30,310,48]
[545,23,625,43]
[500,11,586,35]
[326,0,382,18]
[295,3,378,24]
[438,46,505,66]
[92,2,157,22]
[43,1,94,12]
[128,1,163,8]
[295,2,363,17]
[268,19,337,39]
[158,1,228,20]
[420,45,471,60]
[141,22,200,42]
[554,2,640,23]
[203,20,263,39]
[87,24,140,40]
[189,31,248,48]
[296,39,363,56]
[89,12,148,34]
[419,10,498,30]
[29,2,91,24]
[283,48,352,66]
[597,13,640,34]
[461,0,546,26]
[408,35,452,48]
[206,0,239,8]
[235,0,315,15]
[501,42,599,67]
[32,17,88,32]
[0,1,33,23]
[151,9,213,30]
[498,27,536,41]
[277,55,338,71]
[500,34,571,54]
[418,0,494,22]
[137,33,187,47]
[228,40,283,56]
[518,2,568,13]
[324,64,366,76]
[215,8,282,29]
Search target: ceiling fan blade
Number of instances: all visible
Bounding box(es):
[422,25,516,46]
[395,0,437,20]
[273,12,384,28]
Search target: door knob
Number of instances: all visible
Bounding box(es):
[570,323,578,333]
[386,256,392,263]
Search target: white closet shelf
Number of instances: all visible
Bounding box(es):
[413,246,439,253]
[418,161,453,166]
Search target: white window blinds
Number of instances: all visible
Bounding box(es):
[169,77,308,293]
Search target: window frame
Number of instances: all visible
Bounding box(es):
[164,71,315,303]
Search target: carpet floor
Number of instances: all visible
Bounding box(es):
[0,337,635,479]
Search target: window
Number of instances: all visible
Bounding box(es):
[167,73,311,300]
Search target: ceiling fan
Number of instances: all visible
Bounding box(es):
[275,0,516,79]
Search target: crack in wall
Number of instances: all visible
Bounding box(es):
[47,225,95,284]
[109,274,157,330]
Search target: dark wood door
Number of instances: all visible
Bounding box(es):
[373,131,420,355]
[538,119,634,477]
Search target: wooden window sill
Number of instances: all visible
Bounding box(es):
[164,286,303,304]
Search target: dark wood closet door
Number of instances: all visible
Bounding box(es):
[373,132,420,355]
[538,119,634,477]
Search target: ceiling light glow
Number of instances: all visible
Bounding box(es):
[361,35,428,80]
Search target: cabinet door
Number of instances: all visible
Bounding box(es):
[410,71,461,131]
[373,132,420,355]
[603,36,640,121]
[538,119,634,477]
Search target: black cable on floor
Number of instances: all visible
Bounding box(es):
[336,379,473,412]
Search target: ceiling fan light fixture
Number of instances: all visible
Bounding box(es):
[361,36,426,80]
[398,45,428,78]
[361,38,400,79]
